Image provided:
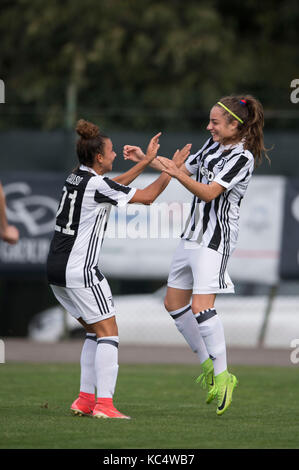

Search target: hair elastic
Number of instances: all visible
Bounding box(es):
[217,101,244,124]
[240,99,247,106]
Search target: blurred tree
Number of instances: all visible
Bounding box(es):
[216,0,299,108]
[0,0,298,130]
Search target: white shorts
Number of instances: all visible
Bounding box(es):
[51,277,116,325]
[167,240,234,295]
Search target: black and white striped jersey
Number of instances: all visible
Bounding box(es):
[47,165,136,288]
[182,137,254,255]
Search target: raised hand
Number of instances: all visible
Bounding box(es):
[123,145,145,163]
[172,143,192,167]
[145,132,162,161]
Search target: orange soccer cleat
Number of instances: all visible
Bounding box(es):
[93,398,131,419]
[70,391,96,417]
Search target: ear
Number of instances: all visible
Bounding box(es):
[231,120,239,130]
[95,153,104,164]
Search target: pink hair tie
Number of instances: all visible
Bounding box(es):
[240,99,247,106]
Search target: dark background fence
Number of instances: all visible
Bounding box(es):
[1,129,298,175]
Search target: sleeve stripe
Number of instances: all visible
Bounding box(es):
[189,156,198,166]
[94,190,118,205]
[220,155,249,184]
[103,177,131,194]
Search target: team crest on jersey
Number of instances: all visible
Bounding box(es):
[215,157,229,171]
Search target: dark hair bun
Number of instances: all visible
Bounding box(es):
[76,119,100,139]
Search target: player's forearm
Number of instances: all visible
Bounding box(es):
[112,158,153,185]
[175,171,216,203]
[0,185,8,235]
[130,173,171,205]
[143,173,172,203]
[150,158,190,173]
[149,158,165,171]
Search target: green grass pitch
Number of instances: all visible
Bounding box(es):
[0,363,298,449]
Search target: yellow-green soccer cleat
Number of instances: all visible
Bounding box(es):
[196,358,217,404]
[215,371,238,416]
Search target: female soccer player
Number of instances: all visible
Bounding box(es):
[46,119,190,419]
[124,95,269,416]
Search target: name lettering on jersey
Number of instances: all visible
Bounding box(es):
[199,164,214,182]
[66,174,83,186]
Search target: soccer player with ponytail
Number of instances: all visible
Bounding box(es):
[159,95,270,415]
[125,94,269,416]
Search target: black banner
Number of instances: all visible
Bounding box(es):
[279,178,299,280]
[0,171,65,278]
[1,172,299,282]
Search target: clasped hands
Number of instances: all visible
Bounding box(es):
[123,138,192,177]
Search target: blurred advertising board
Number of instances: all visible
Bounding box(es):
[0,172,64,278]
[279,178,299,279]
[229,176,285,285]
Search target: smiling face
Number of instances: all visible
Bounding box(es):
[207,106,240,145]
[95,138,117,174]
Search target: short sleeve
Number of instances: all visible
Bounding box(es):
[94,177,136,207]
[184,138,213,175]
[213,152,254,190]
[185,153,199,175]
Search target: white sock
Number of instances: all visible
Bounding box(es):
[80,333,97,394]
[195,309,227,376]
[95,336,119,399]
[169,304,210,363]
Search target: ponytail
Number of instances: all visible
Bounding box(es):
[216,95,271,167]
